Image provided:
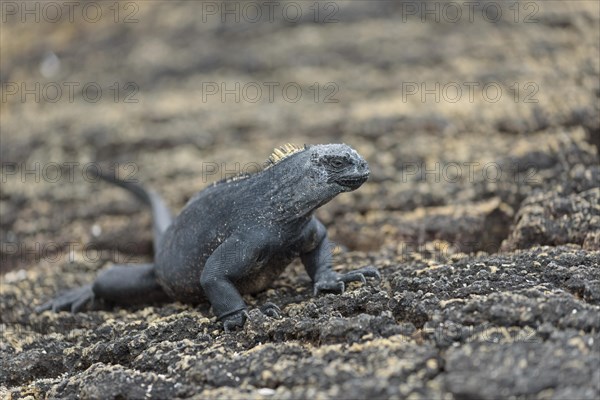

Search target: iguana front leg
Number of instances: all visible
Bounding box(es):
[200,235,254,331]
[300,218,380,295]
[200,233,280,331]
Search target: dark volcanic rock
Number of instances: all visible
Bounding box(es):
[443,335,599,400]
[2,245,598,399]
[1,1,599,399]
[46,363,182,399]
[503,188,600,251]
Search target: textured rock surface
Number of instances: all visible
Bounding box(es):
[502,188,600,251]
[1,1,599,399]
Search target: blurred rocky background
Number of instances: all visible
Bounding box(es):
[1,1,599,398]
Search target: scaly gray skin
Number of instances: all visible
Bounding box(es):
[37,144,380,331]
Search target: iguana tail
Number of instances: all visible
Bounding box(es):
[98,172,173,252]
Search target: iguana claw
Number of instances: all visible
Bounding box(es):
[260,302,282,319]
[340,265,381,284]
[313,266,380,296]
[35,285,94,313]
[314,279,345,296]
[222,309,249,332]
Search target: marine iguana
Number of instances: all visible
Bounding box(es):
[37,143,380,331]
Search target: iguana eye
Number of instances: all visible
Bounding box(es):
[329,158,344,168]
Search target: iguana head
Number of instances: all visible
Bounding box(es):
[264,143,369,217]
[305,143,369,192]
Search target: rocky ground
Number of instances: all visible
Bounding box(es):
[1,1,599,399]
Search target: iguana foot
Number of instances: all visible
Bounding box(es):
[339,266,381,284]
[35,284,95,313]
[260,302,282,319]
[221,309,249,332]
[313,266,381,296]
[313,276,345,296]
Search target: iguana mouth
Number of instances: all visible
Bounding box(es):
[337,173,369,190]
